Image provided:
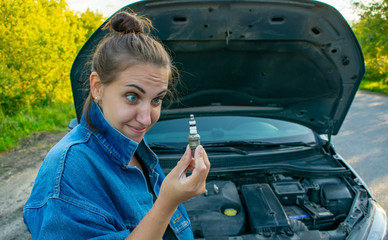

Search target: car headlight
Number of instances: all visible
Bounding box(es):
[347,200,387,240]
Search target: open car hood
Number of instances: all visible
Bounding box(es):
[70,0,364,135]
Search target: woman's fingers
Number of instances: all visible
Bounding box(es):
[196,145,210,170]
[159,145,210,205]
[169,145,191,179]
[184,146,210,193]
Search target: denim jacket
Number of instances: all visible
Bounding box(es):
[23,102,193,239]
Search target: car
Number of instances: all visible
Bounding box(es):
[70,0,388,239]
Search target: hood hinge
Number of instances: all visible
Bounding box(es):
[324,121,335,152]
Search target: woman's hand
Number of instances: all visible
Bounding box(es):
[158,145,210,210]
[126,146,209,240]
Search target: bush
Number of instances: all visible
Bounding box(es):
[0,0,104,151]
[352,0,387,90]
[0,0,104,115]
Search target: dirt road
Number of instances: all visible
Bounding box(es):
[0,132,66,240]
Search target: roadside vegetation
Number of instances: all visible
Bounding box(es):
[0,0,387,152]
[0,0,104,152]
[352,0,388,95]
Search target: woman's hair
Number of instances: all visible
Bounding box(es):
[83,11,178,130]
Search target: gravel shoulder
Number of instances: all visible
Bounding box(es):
[0,132,67,240]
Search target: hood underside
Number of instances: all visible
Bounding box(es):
[70,0,365,135]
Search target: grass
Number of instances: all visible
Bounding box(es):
[359,80,388,96]
[0,103,76,153]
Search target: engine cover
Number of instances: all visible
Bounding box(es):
[241,183,291,236]
[183,180,245,238]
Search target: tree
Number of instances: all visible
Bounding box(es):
[0,0,104,116]
[352,0,387,85]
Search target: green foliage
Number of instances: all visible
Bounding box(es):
[0,103,75,152]
[0,0,104,116]
[360,80,388,95]
[351,0,388,90]
[0,0,104,152]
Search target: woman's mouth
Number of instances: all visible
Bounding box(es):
[128,125,147,134]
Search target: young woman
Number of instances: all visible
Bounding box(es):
[23,12,210,240]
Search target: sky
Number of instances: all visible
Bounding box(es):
[67,0,360,21]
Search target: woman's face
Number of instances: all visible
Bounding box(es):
[92,64,169,143]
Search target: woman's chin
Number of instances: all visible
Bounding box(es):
[125,131,144,143]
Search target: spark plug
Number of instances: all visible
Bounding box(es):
[188,114,200,156]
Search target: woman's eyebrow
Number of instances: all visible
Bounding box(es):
[126,84,168,96]
[127,84,145,94]
[157,89,168,96]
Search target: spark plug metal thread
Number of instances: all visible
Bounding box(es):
[188,114,200,156]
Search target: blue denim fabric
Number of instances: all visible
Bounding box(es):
[23,102,193,240]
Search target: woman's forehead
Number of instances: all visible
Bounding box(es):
[114,64,169,89]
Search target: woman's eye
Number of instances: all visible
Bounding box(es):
[126,94,138,102]
[152,97,163,105]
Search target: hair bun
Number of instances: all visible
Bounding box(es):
[110,12,144,34]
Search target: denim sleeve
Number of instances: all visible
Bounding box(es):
[24,197,130,240]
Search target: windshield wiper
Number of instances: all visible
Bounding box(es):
[149,143,248,155]
[203,146,248,155]
[149,140,314,154]
[148,143,183,152]
[202,140,315,149]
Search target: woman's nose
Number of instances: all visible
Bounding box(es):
[136,103,152,126]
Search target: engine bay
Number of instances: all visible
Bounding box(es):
[183,173,370,239]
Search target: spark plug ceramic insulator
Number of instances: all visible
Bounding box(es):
[188,114,200,156]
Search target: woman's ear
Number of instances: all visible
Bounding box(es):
[90,72,103,100]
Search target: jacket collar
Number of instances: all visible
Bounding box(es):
[81,101,158,170]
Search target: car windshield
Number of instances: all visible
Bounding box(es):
[146,116,316,146]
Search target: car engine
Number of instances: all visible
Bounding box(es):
[183,174,369,239]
